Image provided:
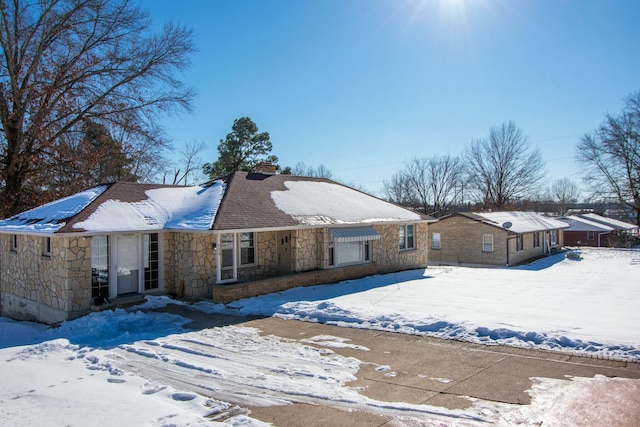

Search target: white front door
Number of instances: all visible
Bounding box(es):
[116,235,140,295]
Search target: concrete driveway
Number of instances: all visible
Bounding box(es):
[244,317,640,426]
[148,305,640,426]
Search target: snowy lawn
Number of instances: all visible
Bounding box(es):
[1,247,639,426]
[203,247,640,361]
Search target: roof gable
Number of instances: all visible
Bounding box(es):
[69,182,225,232]
[0,181,225,234]
[0,185,108,233]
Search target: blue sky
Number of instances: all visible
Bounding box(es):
[143,0,639,196]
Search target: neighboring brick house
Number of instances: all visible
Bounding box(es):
[561,213,638,247]
[0,171,434,324]
[561,215,614,247]
[428,211,568,267]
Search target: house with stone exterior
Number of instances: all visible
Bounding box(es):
[0,170,434,324]
[428,211,568,267]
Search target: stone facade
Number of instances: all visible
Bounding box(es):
[293,228,324,272]
[373,223,429,273]
[0,234,91,323]
[428,215,564,266]
[167,232,216,297]
[213,223,430,302]
[1,222,431,323]
[214,263,378,303]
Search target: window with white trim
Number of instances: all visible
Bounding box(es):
[399,224,415,250]
[240,232,256,265]
[587,231,594,240]
[144,233,159,290]
[221,233,234,268]
[550,229,559,245]
[482,234,494,252]
[533,232,540,248]
[431,232,441,249]
[330,240,372,266]
[221,232,256,269]
[516,234,523,252]
[91,236,109,299]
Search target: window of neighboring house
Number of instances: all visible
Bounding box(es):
[516,234,524,252]
[399,224,415,250]
[91,236,109,299]
[550,229,559,245]
[432,232,441,249]
[240,232,255,265]
[587,231,595,240]
[42,236,52,257]
[10,234,17,252]
[144,233,159,290]
[482,234,494,252]
[533,232,540,248]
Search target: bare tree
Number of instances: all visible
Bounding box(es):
[0,0,195,216]
[578,90,640,225]
[550,178,580,215]
[383,172,416,207]
[290,162,333,178]
[426,155,465,216]
[383,155,464,216]
[163,140,207,185]
[465,121,545,209]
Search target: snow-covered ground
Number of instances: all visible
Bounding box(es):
[1,247,639,426]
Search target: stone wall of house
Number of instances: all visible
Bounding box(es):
[373,223,429,273]
[168,232,217,297]
[293,228,324,272]
[214,263,378,303]
[162,233,176,293]
[0,234,91,324]
[428,217,509,266]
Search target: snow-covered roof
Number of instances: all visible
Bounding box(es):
[561,216,615,232]
[211,172,431,231]
[271,181,421,225]
[577,213,638,231]
[72,182,225,232]
[473,211,569,234]
[0,186,108,233]
[0,172,428,235]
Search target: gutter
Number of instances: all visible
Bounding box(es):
[598,231,611,248]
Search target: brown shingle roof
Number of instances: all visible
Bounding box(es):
[2,172,431,234]
[212,171,433,230]
[213,172,331,230]
[59,182,180,233]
